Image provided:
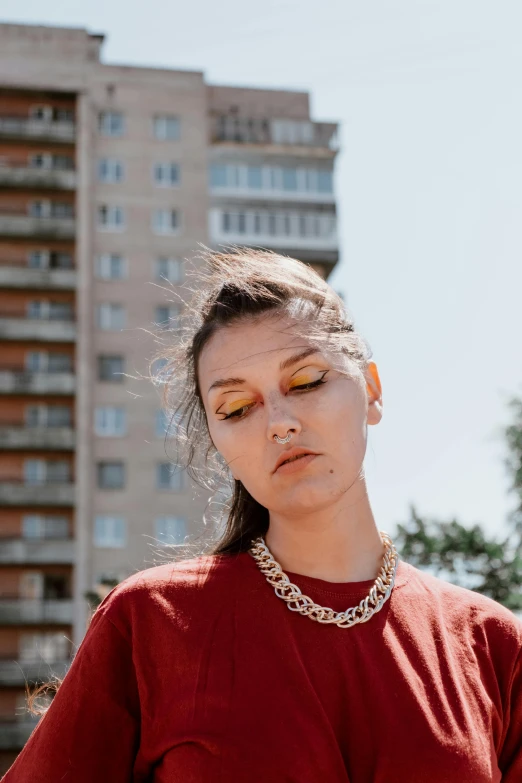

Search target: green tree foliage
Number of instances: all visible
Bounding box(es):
[395,394,522,611]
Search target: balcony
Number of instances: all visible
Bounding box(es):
[0,166,76,190]
[0,598,74,624]
[0,314,76,342]
[0,117,75,143]
[0,720,40,751]
[0,538,74,565]
[0,481,75,506]
[0,210,75,240]
[0,263,76,290]
[209,208,339,253]
[0,426,75,450]
[0,368,75,395]
[211,115,338,155]
[0,657,69,686]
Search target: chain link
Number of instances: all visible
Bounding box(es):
[249,531,399,628]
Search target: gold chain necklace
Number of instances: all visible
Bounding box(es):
[249,531,399,628]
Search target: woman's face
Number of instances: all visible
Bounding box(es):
[198,313,382,518]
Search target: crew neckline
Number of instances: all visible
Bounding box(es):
[258,557,410,599]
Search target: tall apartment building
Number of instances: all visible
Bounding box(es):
[0,23,339,771]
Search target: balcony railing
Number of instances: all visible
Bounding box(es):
[209,208,338,253]
[0,166,76,190]
[0,426,75,450]
[0,598,74,624]
[0,117,75,143]
[0,210,75,239]
[0,265,77,289]
[0,538,74,565]
[0,368,75,395]
[211,115,338,150]
[0,656,70,686]
[0,480,75,506]
[0,313,77,342]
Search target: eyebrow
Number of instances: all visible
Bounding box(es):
[207,347,321,394]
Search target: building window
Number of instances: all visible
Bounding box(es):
[97,204,125,231]
[210,164,227,187]
[96,303,126,330]
[222,212,231,232]
[94,515,126,548]
[98,355,125,382]
[155,305,181,327]
[98,111,125,137]
[317,170,333,193]
[153,115,180,140]
[282,168,298,191]
[95,254,127,280]
[29,105,53,122]
[29,200,74,219]
[98,158,124,183]
[155,257,182,283]
[25,405,71,428]
[156,462,184,490]
[155,409,169,437]
[237,213,246,234]
[156,409,181,438]
[29,153,73,170]
[150,357,172,385]
[271,119,314,145]
[25,351,72,373]
[155,516,186,545]
[23,459,70,485]
[94,407,127,436]
[27,300,74,321]
[22,515,69,540]
[247,166,263,189]
[152,209,179,235]
[19,631,69,663]
[97,461,126,489]
[27,250,50,269]
[153,162,180,187]
[27,250,73,270]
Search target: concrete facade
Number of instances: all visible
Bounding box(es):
[0,22,340,771]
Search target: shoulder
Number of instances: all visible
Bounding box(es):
[401,560,522,654]
[93,552,248,638]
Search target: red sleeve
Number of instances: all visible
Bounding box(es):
[0,608,145,783]
[498,643,522,781]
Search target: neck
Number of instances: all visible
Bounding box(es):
[264,473,384,583]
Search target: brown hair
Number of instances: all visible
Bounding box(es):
[26,247,371,715]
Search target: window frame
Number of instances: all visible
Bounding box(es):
[94,406,127,437]
[152,115,180,141]
[93,515,127,548]
[98,111,125,138]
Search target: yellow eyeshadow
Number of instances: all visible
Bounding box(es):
[226,398,253,414]
[289,374,312,387]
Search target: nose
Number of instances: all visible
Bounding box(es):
[265,393,302,444]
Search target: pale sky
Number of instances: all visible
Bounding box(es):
[3,1,522,537]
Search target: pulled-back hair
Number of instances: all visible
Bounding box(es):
[26,247,371,716]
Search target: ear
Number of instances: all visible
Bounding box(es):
[364,361,383,425]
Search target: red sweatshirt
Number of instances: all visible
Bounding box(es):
[2,552,521,782]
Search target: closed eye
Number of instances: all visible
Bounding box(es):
[217,371,329,421]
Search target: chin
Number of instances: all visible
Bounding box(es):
[274,478,341,513]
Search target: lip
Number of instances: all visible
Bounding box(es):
[273,447,320,474]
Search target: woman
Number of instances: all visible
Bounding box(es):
[3,249,521,782]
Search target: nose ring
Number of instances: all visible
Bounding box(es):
[274,432,292,444]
